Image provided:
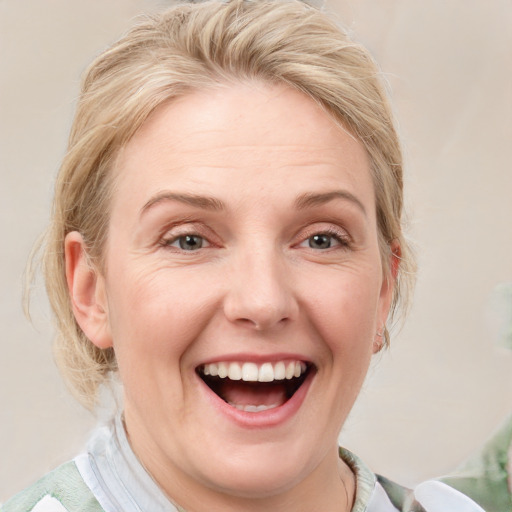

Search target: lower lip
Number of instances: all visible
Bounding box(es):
[198,370,315,428]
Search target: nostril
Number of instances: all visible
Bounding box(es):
[236,317,268,330]
[235,314,290,331]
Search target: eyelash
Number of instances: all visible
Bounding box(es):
[157,220,214,252]
[159,224,350,254]
[297,226,351,251]
[160,232,211,252]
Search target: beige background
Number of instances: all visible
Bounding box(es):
[1,0,511,501]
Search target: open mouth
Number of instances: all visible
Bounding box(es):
[197,360,313,412]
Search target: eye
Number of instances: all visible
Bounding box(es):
[166,234,209,251]
[297,228,350,251]
[308,233,334,250]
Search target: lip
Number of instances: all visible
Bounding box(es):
[198,352,311,365]
[195,356,316,429]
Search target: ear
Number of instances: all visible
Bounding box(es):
[65,231,112,349]
[374,240,401,353]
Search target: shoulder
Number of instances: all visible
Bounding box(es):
[1,460,104,512]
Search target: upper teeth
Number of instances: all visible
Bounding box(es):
[201,361,307,382]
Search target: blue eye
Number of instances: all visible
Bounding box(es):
[168,234,206,251]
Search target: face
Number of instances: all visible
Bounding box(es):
[69,82,395,508]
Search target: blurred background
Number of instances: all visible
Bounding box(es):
[1,0,511,500]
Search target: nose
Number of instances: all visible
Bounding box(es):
[223,248,298,331]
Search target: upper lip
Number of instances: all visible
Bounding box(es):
[196,353,312,366]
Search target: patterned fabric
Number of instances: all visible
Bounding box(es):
[1,461,103,512]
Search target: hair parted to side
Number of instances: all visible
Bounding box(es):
[36,0,416,409]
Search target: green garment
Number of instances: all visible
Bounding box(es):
[1,461,103,512]
[441,414,512,512]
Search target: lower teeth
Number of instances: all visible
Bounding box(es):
[228,402,279,412]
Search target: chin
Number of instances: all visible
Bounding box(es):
[186,431,327,502]
[199,457,307,500]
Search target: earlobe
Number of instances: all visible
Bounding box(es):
[373,328,385,353]
[65,231,112,349]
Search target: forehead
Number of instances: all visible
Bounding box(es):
[111,81,373,212]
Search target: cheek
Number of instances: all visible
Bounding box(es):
[306,267,381,354]
[105,277,203,412]
[104,262,219,365]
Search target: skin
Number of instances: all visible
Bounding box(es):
[66,81,397,512]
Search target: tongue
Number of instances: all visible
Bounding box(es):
[219,381,288,407]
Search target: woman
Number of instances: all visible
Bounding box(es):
[2,1,484,511]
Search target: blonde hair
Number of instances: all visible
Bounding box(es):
[35,0,415,409]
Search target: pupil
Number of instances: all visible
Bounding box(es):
[310,234,331,249]
[179,235,202,250]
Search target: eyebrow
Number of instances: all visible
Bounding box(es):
[140,189,366,216]
[294,190,367,216]
[141,192,225,216]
